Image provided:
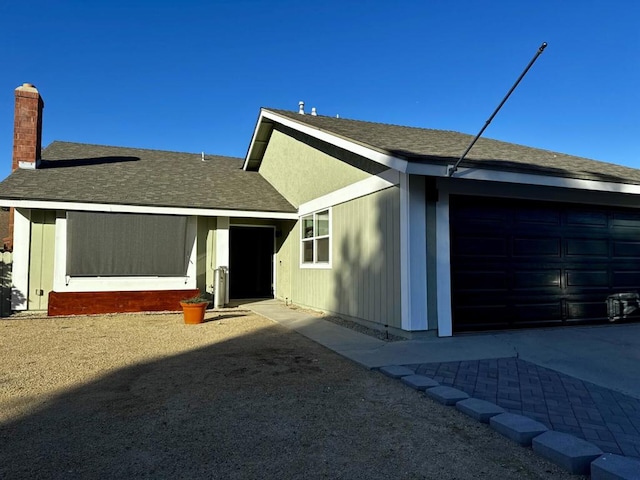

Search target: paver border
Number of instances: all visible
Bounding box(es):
[378,363,640,476]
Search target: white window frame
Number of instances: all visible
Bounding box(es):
[300,208,332,269]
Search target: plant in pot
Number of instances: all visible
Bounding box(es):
[180,292,210,324]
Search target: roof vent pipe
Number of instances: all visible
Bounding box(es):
[311,107,317,116]
[298,101,305,115]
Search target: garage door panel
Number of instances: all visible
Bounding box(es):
[567,300,607,320]
[513,237,560,257]
[513,269,561,290]
[515,209,561,226]
[565,269,609,288]
[612,270,640,288]
[454,204,510,225]
[453,236,507,256]
[451,196,640,332]
[566,210,608,227]
[566,239,609,257]
[455,270,509,290]
[613,241,640,257]
[611,211,640,228]
[513,302,563,322]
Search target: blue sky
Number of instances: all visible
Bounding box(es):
[1,1,638,180]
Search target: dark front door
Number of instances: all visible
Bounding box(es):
[229,226,274,299]
[450,196,640,332]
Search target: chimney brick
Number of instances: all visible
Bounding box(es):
[12,83,44,170]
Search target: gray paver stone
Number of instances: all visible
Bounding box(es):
[425,386,469,406]
[532,430,603,475]
[489,413,549,446]
[591,453,640,480]
[378,365,415,379]
[400,374,439,391]
[456,398,505,423]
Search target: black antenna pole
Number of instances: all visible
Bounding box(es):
[447,42,547,177]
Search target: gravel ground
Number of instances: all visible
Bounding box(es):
[0,310,584,479]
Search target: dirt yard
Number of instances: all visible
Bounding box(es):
[0,310,583,479]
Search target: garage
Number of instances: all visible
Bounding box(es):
[450,195,640,332]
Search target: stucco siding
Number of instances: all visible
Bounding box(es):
[282,186,401,329]
[258,128,372,206]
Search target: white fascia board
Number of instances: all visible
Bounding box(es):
[298,169,399,216]
[242,110,268,170]
[0,200,298,220]
[260,110,409,173]
[409,163,640,195]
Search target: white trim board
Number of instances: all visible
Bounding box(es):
[11,209,30,310]
[299,169,399,216]
[0,200,298,220]
[434,188,453,337]
[409,162,640,196]
[399,173,428,332]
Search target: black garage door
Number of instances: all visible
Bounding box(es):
[450,196,640,332]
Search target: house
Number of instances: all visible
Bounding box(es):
[0,84,297,315]
[3,84,640,337]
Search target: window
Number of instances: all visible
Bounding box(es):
[301,209,330,266]
[66,211,190,276]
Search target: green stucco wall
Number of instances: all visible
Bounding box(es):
[258,128,373,207]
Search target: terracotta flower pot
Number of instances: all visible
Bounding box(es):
[180,301,208,324]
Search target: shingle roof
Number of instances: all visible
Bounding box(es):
[0,141,296,213]
[264,109,640,185]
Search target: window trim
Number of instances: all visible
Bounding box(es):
[300,208,332,269]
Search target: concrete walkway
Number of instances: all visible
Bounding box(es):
[245,299,640,459]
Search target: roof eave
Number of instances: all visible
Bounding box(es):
[0,198,298,219]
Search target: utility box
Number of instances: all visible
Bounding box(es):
[214,266,228,309]
[606,292,639,322]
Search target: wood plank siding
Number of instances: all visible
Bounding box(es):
[28,210,56,310]
[280,187,401,329]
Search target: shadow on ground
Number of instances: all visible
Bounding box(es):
[0,316,581,480]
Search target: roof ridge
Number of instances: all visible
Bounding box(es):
[262,107,470,136]
[44,141,243,161]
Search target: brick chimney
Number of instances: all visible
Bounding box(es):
[4,83,44,251]
[12,83,44,170]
